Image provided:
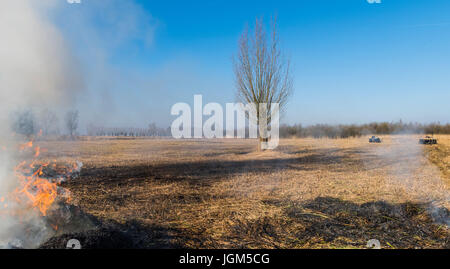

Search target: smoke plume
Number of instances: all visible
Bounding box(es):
[0,0,82,248]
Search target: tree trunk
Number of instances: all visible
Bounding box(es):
[259,137,269,151]
[258,121,269,151]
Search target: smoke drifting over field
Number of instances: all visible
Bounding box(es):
[369,135,449,226]
[0,0,82,248]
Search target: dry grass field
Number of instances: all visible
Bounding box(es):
[37,135,449,249]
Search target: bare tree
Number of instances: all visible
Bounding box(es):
[39,109,59,136]
[234,17,293,149]
[65,110,79,137]
[12,110,36,138]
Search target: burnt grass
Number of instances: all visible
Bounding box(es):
[38,137,449,249]
[40,197,449,249]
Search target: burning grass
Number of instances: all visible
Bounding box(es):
[33,136,449,249]
[0,137,85,248]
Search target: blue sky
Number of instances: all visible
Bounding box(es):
[53,0,449,128]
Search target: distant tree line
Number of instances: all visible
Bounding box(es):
[86,123,171,137]
[85,121,450,138]
[279,121,450,138]
[11,109,79,138]
[10,110,448,140]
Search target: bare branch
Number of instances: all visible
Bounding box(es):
[233,16,293,126]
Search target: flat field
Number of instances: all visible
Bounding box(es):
[38,135,450,249]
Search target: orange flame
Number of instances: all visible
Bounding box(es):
[50,224,58,231]
[16,177,58,216]
[34,146,40,157]
[8,140,73,217]
[19,141,33,151]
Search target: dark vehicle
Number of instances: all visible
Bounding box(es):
[369,136,381,143]
[419,136,437,145]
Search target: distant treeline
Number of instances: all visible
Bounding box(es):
[87,122,450,138]
[11,109,79,138]
[280,122,450,138]
[87,123,171,137]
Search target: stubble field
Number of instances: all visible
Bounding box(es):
[37,135,450,249]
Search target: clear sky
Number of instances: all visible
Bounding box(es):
[51,0,449,128]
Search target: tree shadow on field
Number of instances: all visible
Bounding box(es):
[259,197,449,249]
[78,147,372,186]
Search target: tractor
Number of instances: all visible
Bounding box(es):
[419,136,437,145]
[369,136,382,143]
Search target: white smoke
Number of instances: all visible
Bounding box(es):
[369,135,449,226]
[0,0,82,248]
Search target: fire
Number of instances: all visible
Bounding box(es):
[34,146,40,157]
[1,139,78,218]
[19,141,33,151]
[15,176,58,216]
